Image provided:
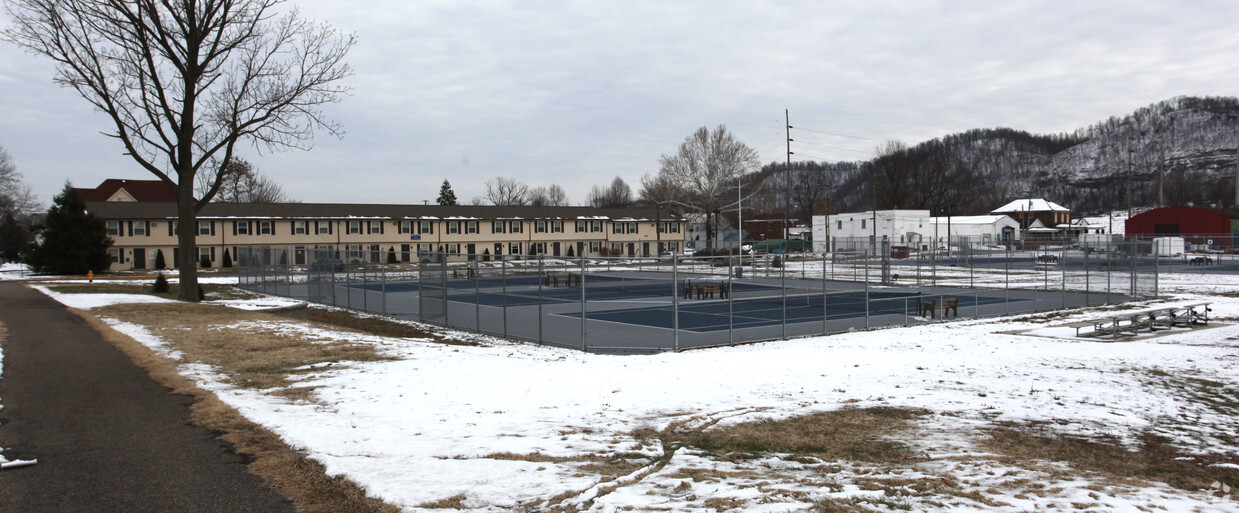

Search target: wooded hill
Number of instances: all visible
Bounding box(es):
[756,96,1239,218]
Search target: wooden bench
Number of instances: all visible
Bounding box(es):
[543,273,578,287]
[1189,256,1214,266]
[921,297,958,318]
[682,282,729,299]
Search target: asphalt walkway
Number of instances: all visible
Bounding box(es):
[0,282,294,512]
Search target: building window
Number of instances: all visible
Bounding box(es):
[294,221,308,235]
[535,221,547,233]
[575,220,586,232]
[509,242,521,255]
[348,221,362,234]
[447,221,460,234]
[591,220,602,232]
[492,221,506,233]
[465,221,479,234]
[419,221,434,234]
[106,220,121,236]
[198,221,213,236]
[589,241,601,253]
[369,221,383,234]
[235,221,249,235]
[255,221,270,235]
[837,220,842,230]
[316,220,332,235]
[398,221,412,234]
[551,221,564,233]
[532,242,545,254]
[627,222,638,234]
[659,222,680,234]
[198,246,214,263]
[510,221,522,233]
[612,223,623,234]
[417,244,432,255]
[861,219,866,230]
[446,244,460,255]
[132,221,147,236]
[346,244,363,261]
[108,248,121,263]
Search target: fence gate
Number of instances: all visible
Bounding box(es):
[419,253,448,323]
[307,247,336,306]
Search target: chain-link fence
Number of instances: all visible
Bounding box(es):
[236,236,1199,353]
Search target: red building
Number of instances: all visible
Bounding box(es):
[1125,207,1233,248]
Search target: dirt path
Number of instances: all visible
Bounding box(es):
[0,282,294,513]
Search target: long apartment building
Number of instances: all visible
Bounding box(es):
[80,182,685,271]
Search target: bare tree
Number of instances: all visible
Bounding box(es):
[485,176,529,206]
[199,158,290,203]
[4,0,353,301]
[528,184,568,207]
[649,125,760,248]
[0,144,39,219]
[587,176,633,208]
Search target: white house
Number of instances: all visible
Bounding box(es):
[821,210,1021,252]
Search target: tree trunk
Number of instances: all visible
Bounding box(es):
[176,186,200,302]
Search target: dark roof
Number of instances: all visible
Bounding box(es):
[75,179,179,202]
[84,201,683,221]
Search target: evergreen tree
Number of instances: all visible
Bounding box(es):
[0,212,32,262]
[27,183,112,275]
[155,249,166,270]
[387,246,397,264]
[437,180,458,206]
[222,248,233,268]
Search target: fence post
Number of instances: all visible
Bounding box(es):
[580,251,587,352]
[672,254,680,352]
[538,256,544,344]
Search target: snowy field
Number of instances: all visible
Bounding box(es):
[5,265,1239,511]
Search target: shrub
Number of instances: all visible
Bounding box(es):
[200,256,212,268]
[197,284,205,301]
[222,248,232,268]
[154,249,166,270]
[153,273,169,293]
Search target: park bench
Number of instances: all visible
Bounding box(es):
[544,273,577,287]
[921,297,958,318]
[1189,256,1214,266]
[682,282,729,299]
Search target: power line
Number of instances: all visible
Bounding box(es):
[790,126,882,142]
[787,150,868,162]
[790,139,874,154]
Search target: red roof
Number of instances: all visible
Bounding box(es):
[75,179,179,202]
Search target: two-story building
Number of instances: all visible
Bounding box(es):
[78,180,685,270]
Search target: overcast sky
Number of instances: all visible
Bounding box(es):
[3,0,1238,207]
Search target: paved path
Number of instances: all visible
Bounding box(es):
[0,282,294,512]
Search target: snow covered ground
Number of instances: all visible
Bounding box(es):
[9,271,1239,511]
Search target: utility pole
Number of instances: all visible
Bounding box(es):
[785,109,792,253]
[1127,135,1133,219]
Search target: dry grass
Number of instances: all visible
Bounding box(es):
[674,407,929,464]
[93,302,394,399]
[71,306,400,513]
[46,281,258,301]
[307,307,472,344]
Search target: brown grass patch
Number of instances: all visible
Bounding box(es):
[417,493,468,509]
[982,425,1239,492]
[71,307,399,513]
[93,302,393,398]
[676,407,929,464]
[46,281,259,301]
[307,307,471,343]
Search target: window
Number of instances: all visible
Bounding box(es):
[575,221,586,232]
[612,223,623,234]
[627,222,638,234]
[294,221,308,235]
[108,248,122,263]
[591,220,602,232]
[446,244,460,255]
[551,221,564,233]
[492,221,505,233]
[259,221,274,235]
[170,221,178,236]
[532,242,545,254]
[348,221,362,234]
[369,221,383,234]
[510,221,522,233]
[417,243,432,255]
[861,219,866,229]
[235,221,249,236]
[132,221,147,236]
[106,220,121,236]
[198,221,213,236]
[535,221,547,233]
[399,221,412,234]
[465,221,478,234]
[347,244,363,261]
[316,220,332,235]
[447,221,460,234]
[419,221,434,234]
[660,222,680,234]
[509,242,521,255]
[837,220,842,230]
[589,241,601,253]
[198,246,215,263]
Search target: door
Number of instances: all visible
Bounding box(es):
[552,242,561,257]
[132,248,146,269]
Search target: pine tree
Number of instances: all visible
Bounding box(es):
[222,248,233,268]
[155,249,166,270]
[0,212,32,262]
[387,246,397,264]
[437,180,458,206]
[26,183,112,275]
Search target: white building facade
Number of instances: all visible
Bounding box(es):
[821,210,1021,252]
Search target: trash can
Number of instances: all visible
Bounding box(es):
[734,267,744,279]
